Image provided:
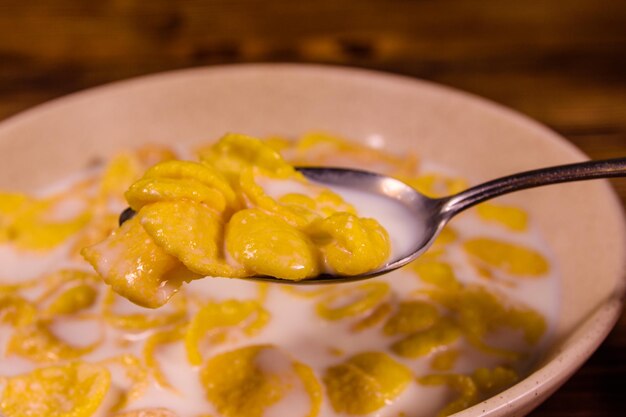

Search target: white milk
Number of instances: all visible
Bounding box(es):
[0,167,560,417]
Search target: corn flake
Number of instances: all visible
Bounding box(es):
[324,351,412,414]
[418,374,478,417]
[143,324,187,392]
[82,217,189,308]
[44,283,98,317]
[6,321,100,363]
[391,318,461,358]
[316,282,390,321]
[476,203,528,231]
[463,238,549,277]
[310,213,390,276]
[199,133,297,181]
[0,361,110,417]
[383,300,440,336]
[0,294,37,327]
[200,345,318,417]
[140,200,243,278]
[226,208,319,280]
[185,300,270,366]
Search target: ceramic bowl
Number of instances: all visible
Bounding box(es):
[0,64,624,416]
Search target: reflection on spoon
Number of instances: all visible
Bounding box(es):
[121,157,626,284]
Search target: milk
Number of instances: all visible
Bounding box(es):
[0,168,560,417]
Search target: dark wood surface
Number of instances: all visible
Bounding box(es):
[0,1,624,415]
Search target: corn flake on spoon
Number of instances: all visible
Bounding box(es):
[120,157,626,284]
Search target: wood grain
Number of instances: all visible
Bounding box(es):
[0,1,624,415]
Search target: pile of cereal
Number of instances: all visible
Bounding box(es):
[83,133,391,308]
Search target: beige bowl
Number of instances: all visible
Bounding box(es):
[0,64,624,416]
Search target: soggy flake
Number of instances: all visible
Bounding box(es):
[185,300,270,366]
[200,345,321,417]
[0,362,110,417]
[82,217,190,308]
[316,282,390,321]
[226,209,319,280]
[324,351,411,414]
[463,238,549,276]
[310,213,390,276]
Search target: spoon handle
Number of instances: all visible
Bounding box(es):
[442,157,626,217]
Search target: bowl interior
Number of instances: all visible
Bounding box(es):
[0,64,624,416]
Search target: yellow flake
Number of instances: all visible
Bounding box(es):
[311,213,390,276]
[0,362,111,417]
[44,283,98,317]
[352,302,392,332]
[10,195,91,250]
[412,261,462,290]
[140,200,244,278]
[293,361,323,417]
[36,269,99,304]
[430,349,460,371]
[0,192,29,215]
[274,192,325,228]
[316,282,390,321]
[226,208,319,280]
[263,136,292,152]
[238,169,311,229]
[278,193,317,210]
[391,318,461,358]
[6,322,100,363]
[0,294,37,327]
[418,366,519,417]
[472,366,519,394]
[82,216,190,308]
[142,160,237,209]
[125,177,228,214]
[383,300,440,336]
[100,354,149,412]
[185,300,270,366]
[418,374,478,417]
[404,174,468,198]
[433,226,458,247]
[200,345,320,417]
[99,153,143,201]
[199,133,298,182]
[315,190,357,216]
[143,324,187,392]
[424,284,547,356]
[293,132,418,177]
[476,203,528,231]
[0,192,30,242]
[324,351,412,414]
[463,237,549,276]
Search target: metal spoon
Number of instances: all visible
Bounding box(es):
[121,157,626,284]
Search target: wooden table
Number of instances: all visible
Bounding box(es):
[0,1,624,415]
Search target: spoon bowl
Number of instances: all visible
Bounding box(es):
[266,157,626,284]
[254,167,447,284]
